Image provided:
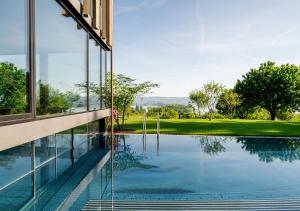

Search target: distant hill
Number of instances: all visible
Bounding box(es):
[134,96,189,107]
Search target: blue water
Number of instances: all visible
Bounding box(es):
[68,134,300,209]
[9,134,300,209]
[111,134,300,201]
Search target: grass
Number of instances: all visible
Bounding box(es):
[120,115,300,137]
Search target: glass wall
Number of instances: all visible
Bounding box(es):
[101,50,108,109]
[0,123,107,209]
[0,0,30,116]
[0,0,111,123]
[35,0,87,116]
[89,37,101,110]
[0,143,33,209]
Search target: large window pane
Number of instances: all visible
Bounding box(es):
[0,0,30,116]
[74,124,89,161]
[35,135,56,166]
[0,143,32,188]
[35,0,87,116]
[56,129,72,155]
[0,173,33,210]
[89,38,101,110]
[36,159,56,190]
[101,50,108,109]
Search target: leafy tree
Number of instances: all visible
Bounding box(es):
[216,89,240,119]
[103,73,159,130]
[0,62,28,114]
[203,82,224,121]
[189,89,209,116]
[235,61,300,120]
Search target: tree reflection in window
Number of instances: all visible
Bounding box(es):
[0,62,29,115]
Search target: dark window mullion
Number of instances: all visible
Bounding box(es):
[87,33,90,111]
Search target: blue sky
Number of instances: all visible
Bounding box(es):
[114,0,300,97]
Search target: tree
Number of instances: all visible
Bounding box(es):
[216,89,240,119]
[203,82,224,121]
[103,73,159,130]
[235,61,300,120]
[189,89,209,116]
[0,62,28,114]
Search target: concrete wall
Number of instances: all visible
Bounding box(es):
[0,109,110,151]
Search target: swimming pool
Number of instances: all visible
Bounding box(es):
[66,134,300,209]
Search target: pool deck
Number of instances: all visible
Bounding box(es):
[83,199,300,210]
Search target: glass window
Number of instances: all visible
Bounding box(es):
[74,124,88,146]
[89,38,101,110]
[0,143,32,188]
[36,159,56,190]
[56,129,72,155]
[35,136,56,166]
[57,151,72,176]
[0,1,30,116]
[88,120,99,135]
[101,50,107,109]
[74,124,89,161]
[35,0,87,116]
[0,173,33,210]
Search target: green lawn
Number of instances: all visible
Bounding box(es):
[121,115,300,137]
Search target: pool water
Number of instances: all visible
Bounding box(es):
[111,134,300,201]
[52,134,300,209]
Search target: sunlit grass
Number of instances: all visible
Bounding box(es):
[120,115,300,137]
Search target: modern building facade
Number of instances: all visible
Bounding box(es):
[0,0,113,209]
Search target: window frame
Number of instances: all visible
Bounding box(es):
[0,0,35,123]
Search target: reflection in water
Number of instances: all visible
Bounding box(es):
[237,137,300,163]
[195,136,228,156]
[114,135,158,171]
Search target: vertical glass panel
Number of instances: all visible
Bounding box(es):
[36,159,56,190]
[0,0,30,116]
[56,129,72,155]
[57,151,72,176]
[89,38,101,110]
[0,143,32,188]
[88,120,99,134]
[74,124,88,146]
[74,124,89,161]
[101,50,107,109]
[35,0,87,116]
[0,173,33,210]
[35,135,56,166]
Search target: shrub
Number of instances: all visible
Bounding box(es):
[276,111,295,121]
[160,107,178,119]
[246,107,270,120]
[202,112,225,119]
[182,112,199,119]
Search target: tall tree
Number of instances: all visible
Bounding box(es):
[103,73,159,130]
[189,90,209,116]
[203,82,224,121]
[235,61,300,120]
[216,89,240,119]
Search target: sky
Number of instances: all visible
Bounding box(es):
[114,0,300,97]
